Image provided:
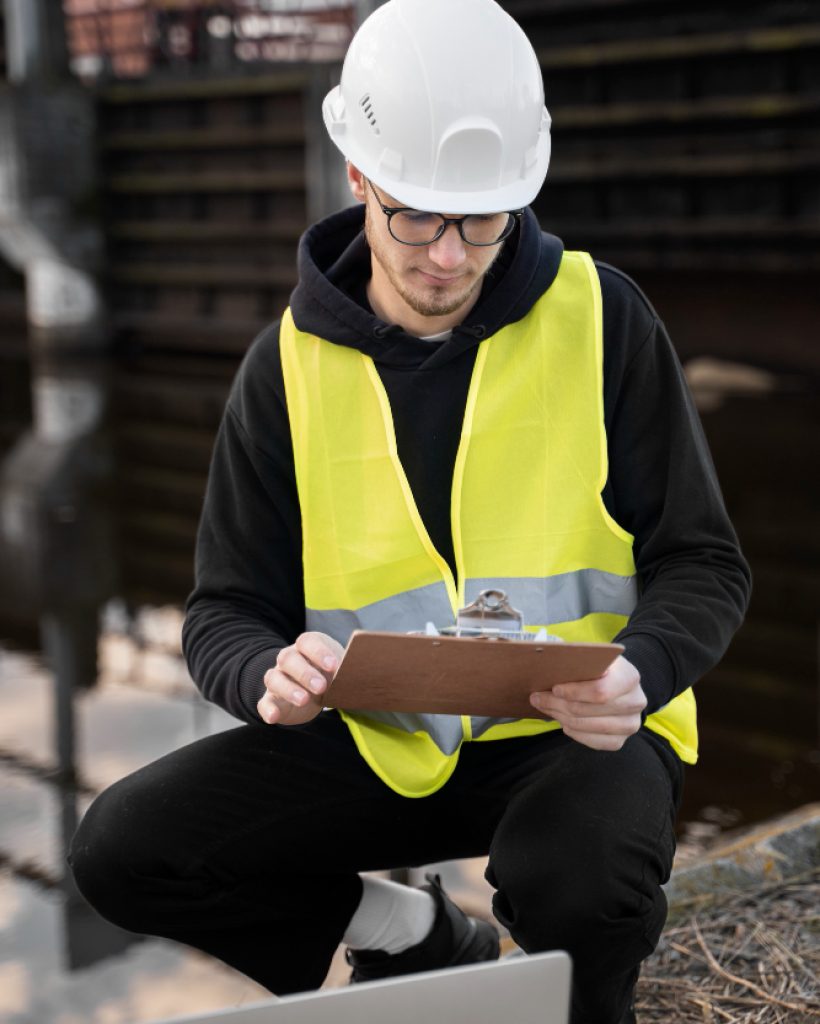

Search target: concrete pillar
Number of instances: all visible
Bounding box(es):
[4,0,70,84]
[1,1,130,972]
[0,0,113,763]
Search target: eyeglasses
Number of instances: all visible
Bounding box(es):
[366,179,522,247]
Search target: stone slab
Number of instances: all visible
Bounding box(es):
[664,801,820,922]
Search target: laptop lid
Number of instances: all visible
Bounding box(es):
[151,951,571,1024]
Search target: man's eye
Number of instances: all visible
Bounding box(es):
[402,211,438,225]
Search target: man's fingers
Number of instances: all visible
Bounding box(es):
[258,676,327,725]
[273,648,328,696]
[257,690,282,725]
[256,632,344,728]
[532,691,646,719]
[529,654,645,749]
[263,671,313,714]
[549,710,643,736]
[551,673,638,704]
[560,724,632,752]
[257,689,312,726]
[550,675,610,703]
[551,655,641,702]
[295,632,340,674]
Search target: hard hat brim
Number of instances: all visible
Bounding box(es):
[323,85,551,215]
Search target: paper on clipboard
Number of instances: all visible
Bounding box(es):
[325,631,624,719]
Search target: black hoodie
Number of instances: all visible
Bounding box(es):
[182,204,751,729]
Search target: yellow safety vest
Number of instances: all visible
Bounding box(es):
[280,250,698,797]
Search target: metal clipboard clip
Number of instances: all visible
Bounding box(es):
[420,589,562,643]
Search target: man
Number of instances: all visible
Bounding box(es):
[69,1,750,1021]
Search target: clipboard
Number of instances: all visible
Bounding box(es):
[325,630,624,719]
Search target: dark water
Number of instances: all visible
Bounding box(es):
[681,381,820,844]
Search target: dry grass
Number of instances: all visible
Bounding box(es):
[636,869,820,1022]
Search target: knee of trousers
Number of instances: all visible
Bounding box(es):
[67,775,189,934]
[488,851,669,962]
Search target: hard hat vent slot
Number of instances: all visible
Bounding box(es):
[359,94,380,135]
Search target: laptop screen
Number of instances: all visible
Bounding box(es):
[151,951,572,1024]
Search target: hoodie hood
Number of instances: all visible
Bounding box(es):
[289,204,564,369]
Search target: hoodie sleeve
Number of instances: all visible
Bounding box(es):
[598,265,751,716]
[181,321,305,723]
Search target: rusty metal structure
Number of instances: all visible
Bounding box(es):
[0,0,818,816]
[62,0,356,80]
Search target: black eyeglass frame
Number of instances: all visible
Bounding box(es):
[366,179,523,247]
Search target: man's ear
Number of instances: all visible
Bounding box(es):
[347,162,367,203]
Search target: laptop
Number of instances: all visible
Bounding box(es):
[150,951,572,1024]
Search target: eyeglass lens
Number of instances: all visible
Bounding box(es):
[389,210,515,246]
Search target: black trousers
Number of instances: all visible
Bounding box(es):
[68,711,682,1024]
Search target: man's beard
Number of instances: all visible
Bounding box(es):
[364,213,494,319]
[395,273,482,319]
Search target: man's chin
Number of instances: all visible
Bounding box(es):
[402,281,479,319]
[407,297,471,318]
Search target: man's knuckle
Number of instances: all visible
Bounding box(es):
[296,631,319,653]
[264,669,281,692]
[299,667,321,690]
[258,697,278,724]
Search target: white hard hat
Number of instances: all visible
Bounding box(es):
[323,0,551,214]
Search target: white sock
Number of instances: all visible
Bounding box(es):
[343,876,437,954]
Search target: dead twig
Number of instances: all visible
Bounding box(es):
[692,918,820,1017]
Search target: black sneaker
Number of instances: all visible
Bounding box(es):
[347,873,500,983]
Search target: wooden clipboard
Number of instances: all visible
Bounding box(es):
[325,631,624,719]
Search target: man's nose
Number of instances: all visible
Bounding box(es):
[427,222,468,270]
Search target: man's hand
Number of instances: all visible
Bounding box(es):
[257,631,344,726]
[529,655,647,751]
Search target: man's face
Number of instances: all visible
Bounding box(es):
[359,176,504,324]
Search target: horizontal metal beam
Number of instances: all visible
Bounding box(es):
[549,147,820,181]
[555,93,820,131]
[108,263,297,287]
[108,220,304,242]
[103,124,306,152]
[106,170,305,193]
[113,312,266,353]
[100,70,309,104]
[544,217,820,240]
[536,22,820,69]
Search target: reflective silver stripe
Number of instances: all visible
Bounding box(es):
[350,709,534,753]
[470,716,518,739]
[351,709,464,757]
[464,571,637,625]
[309,570,636,647]
[306,581,455,646]
[311,570,635,754]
